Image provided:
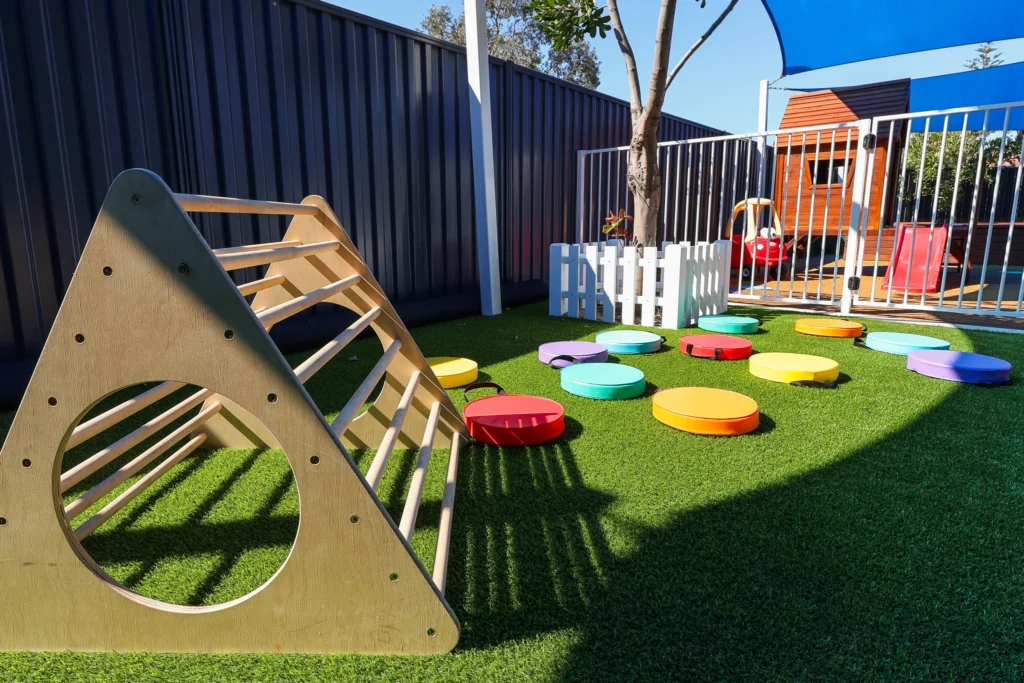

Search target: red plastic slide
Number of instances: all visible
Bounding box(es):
[883,223,954,294]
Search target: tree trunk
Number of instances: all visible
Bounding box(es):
[628,112,662,250]
[627,111,662,306]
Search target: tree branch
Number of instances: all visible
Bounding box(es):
[645,0,678,115]
[665,0,738,92]
[606,0,643,117]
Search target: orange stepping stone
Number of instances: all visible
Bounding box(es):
[652,387,760,436]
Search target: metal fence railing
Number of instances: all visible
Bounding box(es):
[577,122,863,307]
[852,101,1024,318]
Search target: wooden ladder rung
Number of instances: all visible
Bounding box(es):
[65,381,185,450]
[365,370,422,491]
[256,274,361,328]
[73,434,208,540]
[398,401,441,541]
[64,402,223,520]
[60,388,212,492]
[213,240,301,256]
[237,273,287,297]
[432,434,463,594]
[329,340,404,438]
[216,240,340,271]
[175,194,320,216]
[294,307,383,384]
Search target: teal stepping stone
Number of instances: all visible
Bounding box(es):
[560,362,646,400]
[864,331,951,356]
[594,330,663,354]
[697,314,760,334]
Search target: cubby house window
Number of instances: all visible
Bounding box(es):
[808,158,848,185]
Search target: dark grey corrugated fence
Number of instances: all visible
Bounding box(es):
[0,0,720,402]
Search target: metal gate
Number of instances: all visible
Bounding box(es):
[577,122,868,307]
[844,101,1024,319]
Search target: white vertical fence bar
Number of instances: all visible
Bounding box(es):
[937,115,971,304]
[829,129,854,301]
[620,247,637,325]
[661,245,684,328]
[885,116,915,305]
[567,244,580,316]
[600,243,618,322]
[763,133,779,294]
[576,151,586,243]
[790,133,807,297]
[803,131,822,294]
[684,144,694,242]
[816,130,838,300]
[549,243,569,316]
[956,110,990,308]
[975,109,1012,309]
[865,121,894,302]
[584,244,599,319]
[901,116,931,304]
[777,134,793,296]
[920,116,949,306]
[639,247,658,327]
[996,156,1023,310]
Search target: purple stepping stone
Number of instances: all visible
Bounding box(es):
[538,341,609,368]
[906,350,1012,385]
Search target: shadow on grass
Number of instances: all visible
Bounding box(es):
[438,333,1024,680]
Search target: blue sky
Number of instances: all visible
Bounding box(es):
[328,0,1024,134]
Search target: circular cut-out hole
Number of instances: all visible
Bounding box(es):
[350,515,360,524]
[47,397,58,406]
[224,329,234,340]
[58,381,298,610]
[0,517,7,526]
[177,263,189,275]
[21,459,31,468]
[427,628,437,637]
[74,334,85,344]
[267,393,278,403]
[131,194,141,205]
[389,572,399,582]
[102,266,113,276]
[309,456,320,465]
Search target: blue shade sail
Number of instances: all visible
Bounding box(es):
[761,0,1024,76]
[907,62,1024,131]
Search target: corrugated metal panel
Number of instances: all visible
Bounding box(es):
[0,0,721,402]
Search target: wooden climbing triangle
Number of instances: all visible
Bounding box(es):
[0,169,467,654]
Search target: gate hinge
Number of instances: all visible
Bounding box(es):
[847,276,861,291]
[861,133,876,151]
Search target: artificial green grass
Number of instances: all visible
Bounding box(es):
[2,302,1024,681]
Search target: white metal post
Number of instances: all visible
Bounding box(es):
[465,0,501,316]
[840,119,873,314]
[756,79,769,176]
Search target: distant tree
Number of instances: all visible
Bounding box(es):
[528,0,738,253]
[900,130,1021,221]
[420,0,601,89]
[900,45,1019,220]
[965,41,1004,70]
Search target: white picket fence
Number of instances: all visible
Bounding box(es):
[549,240,731,329]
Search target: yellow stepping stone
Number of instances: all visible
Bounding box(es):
[749,352,839,385]
[427,356,478,389]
